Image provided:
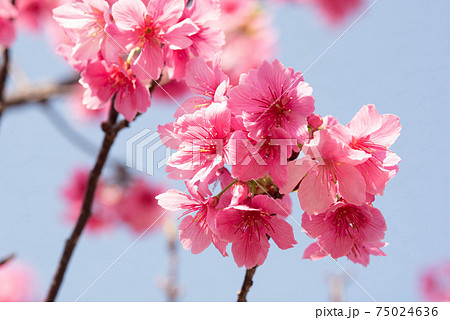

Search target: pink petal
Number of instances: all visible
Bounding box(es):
[178,216,211,254]
[302,242,328,261]
[334,163,366,206]
[370,114,402,148]
[156,189,197,211]
[347,104,382,139]
[279,158,316,195]
[231,235,270,269]
[165,19,199,50]
[112,0,146,30]
[133,41,164,81]
[298,165,336,215]
[267,217,297,250]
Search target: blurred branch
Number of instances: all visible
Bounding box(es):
[3,76,78,108]
[0,253,15,267]
[164,220,180,302]
[41,102,124,166]
[237,266,258,302]
[45,97,129,302]
[42,102,100,157]
[328,273,348,302]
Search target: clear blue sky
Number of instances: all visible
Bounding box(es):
[0,0,449,301]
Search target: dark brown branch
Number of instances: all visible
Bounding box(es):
[237,266,258,302]
[0,254,15,267]
[0,47,10,122]
[45,99,128,302]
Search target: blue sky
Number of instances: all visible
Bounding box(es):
[0,0,449,301]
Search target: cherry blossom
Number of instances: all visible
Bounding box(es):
[420,261,450,302]
[302,201,387,266]
[0,0,18,47]
[228,59,314,142]
[112,0,199,80]
[156,185,228,256]
[80,58,150,121]
[117,178,166,233]
[0,261,38,302]
[216,195,296,268]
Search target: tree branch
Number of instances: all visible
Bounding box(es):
[165,230,179,302]
[3,77,78,108]
[237,266,258,302]
[0,47,10,124]
[0,254,15,267]
[45,98,128,302]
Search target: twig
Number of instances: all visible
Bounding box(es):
[45,98,128,302]
[0,254,15,267]
[166,230,179,302]
[237,266,258,302]
[0,47,10,125]
[3,77,78,108]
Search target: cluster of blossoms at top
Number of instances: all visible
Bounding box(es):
[156,57,401,268]
[50,0,277,122]
[0,0,62,47]
[52,0,225,121]
[61,167,166,235]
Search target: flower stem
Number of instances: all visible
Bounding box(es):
[215,178,238,200]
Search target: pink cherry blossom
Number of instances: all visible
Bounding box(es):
[420,261,450,301]
[347,104,401,196]
[80,59,151,121]
[229,127,298,188]
[281,125,370,214]
[164,0,225,80]
[219,0,277,84]
[117,178,166,233]
[62,168,120,233]
[228,59,315,142]
[156,186,228,256]
[276,0,363,24]
[0,260,38,302]
[302,201,387,266]
[0,0,18,48]
[53,0,122,64]
[309,0,363,24]
[112,0,199,81]
[16,0,57,31]
[173,57,229,117]
[164,101,231,192]
[216,195,296,268]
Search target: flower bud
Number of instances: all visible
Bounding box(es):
[307,114,323,130]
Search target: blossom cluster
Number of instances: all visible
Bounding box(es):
[51,0,225,121]
[157,57,401,268]
[62,167,166,235]
[51,0,277,121]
